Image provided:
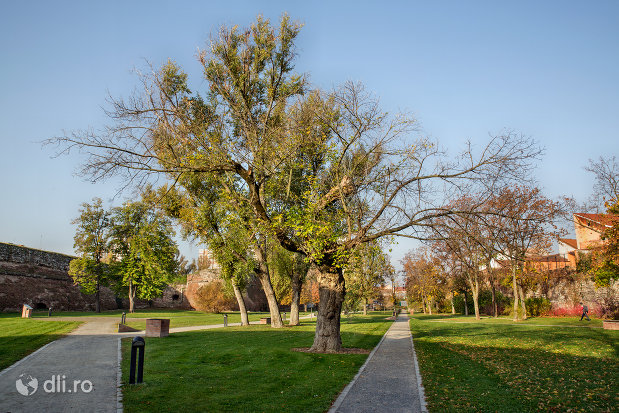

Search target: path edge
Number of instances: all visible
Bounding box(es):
[116,337,123,413]
[327,318,394,413]
[409,323,428,412]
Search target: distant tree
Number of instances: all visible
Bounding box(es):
[489,187,562,320]
[270,246,309,325]
[403,248,445,315]
[68,198,111,313]
[344,242,389,315]
[585,156,619,211]
[109,201,178,312]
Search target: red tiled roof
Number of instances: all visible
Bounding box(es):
[574,213,619,228]
[559,238,578,249]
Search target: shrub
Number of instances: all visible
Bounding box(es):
[594,296,619,320]
[525,297,552,317]
[194,282,235,313]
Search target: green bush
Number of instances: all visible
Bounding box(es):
[525,297,552,317]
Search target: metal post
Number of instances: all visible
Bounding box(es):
[48,308,52,317]
[282,312,286,322]
[121,312,126,324]
[223,314,228,327]
[129,336,145,384]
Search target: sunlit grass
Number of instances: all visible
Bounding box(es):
[0,318,81,370]
[121,314,392,413]
[411,314,618,412]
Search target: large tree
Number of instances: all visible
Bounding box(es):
[49,15,541,352]
[68,198,111,313]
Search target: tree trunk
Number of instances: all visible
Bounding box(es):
[463,290,469,316]
[310,263,345,353]
[363,298,368,315]
[128,281,135,313]
[512,265,519,321]
[422,296,427,314]
[490,279,498,318]
[254,246,283,328]
[428,297,433,315]
[469,277,480,320]
[518,283,527,320]
[289,269,302,326]
[232,283,249,326]
[95,275,101,313]
[451,291,456,314]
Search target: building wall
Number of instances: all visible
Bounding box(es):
[574,217,604,249]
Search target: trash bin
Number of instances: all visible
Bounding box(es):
[21,304,33,318]
[145,319,170,337]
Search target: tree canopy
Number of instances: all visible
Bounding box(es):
[49,14,542,352]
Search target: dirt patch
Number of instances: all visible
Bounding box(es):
[291,347,371,355]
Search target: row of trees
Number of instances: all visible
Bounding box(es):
[50,15,541,351]
[69,198,181,313]
[404,156,619,320]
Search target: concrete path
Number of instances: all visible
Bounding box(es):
[329,314,427,413]
[0,320,124,413]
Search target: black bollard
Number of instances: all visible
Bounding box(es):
[129,336,145,384]
[223,314,228,327]
[121,312,126,324]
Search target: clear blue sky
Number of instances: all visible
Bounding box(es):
[1,1,618,268]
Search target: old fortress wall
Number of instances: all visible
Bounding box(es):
[0,242,190,312]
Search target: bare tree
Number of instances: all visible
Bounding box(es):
[585,156,619,211]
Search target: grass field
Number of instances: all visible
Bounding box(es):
[0,318,81,370]
[410,314,618,412]
[0,309,290,329]
[120,313,392,413]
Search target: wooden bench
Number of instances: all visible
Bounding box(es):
[259,317,271,325]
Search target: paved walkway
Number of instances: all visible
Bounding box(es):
[329,314,427,413]
[0,320,123,413]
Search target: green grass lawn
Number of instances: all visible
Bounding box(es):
[0,318,81,370]
[1,309,313,329]
[120,313,392,413]
[411,314,618,412]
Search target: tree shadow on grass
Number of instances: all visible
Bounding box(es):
[120,323,391,413]
[413,332,618,412]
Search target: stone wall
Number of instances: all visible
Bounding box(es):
[0,243,190,312]
[0,243,119,312]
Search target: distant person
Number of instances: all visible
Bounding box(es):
[579,302,590,321]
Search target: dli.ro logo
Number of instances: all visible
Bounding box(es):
[16,374,93,396]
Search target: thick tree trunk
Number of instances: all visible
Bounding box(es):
[451,291,456,314]
[232,283,249,326]
[428,297,433,315]
[289,269,302,326]
[422,296,427,314]
[310,263,345,353]
[518,283,527,320]
[254,246,283,328]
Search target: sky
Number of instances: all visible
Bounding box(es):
[1,1,618,270]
